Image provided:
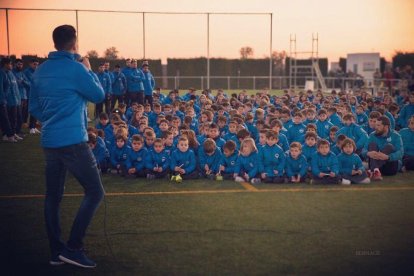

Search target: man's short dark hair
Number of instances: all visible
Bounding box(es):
[1,57,11,67]
[53,25,77,51]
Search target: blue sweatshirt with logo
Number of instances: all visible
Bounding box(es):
[170,149,197,174]
[126,147,149,171]
[363,130,403,161]
[336,123,368,150]
[316,120,333,139]
[219,150,239,174]
[142,70,155,96]
[29,51,105,148]
[258,144,285,177]
[126,68,144,92]
[111,71,127,95]
[337,152,365,175]
[285,152,308,178]
[311,151,339,176]
[198,147,223,174]
[110,144,130,167]
[148,149,170,171]
[234,151,260,178]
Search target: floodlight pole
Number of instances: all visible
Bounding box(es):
[269,13,273,91]
[207,13,210,90]
[6,8,10,56]
[75,10,79,53]
[143,12,146,59]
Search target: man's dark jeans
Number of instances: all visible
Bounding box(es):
[43,142,104,257]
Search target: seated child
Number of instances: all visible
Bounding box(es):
[110,134,130,176]
[87,133,109,173]
[234,138,261,184]
[311,139,339,184]
[337,138,370,184]
[219,140,239,179]
[285,142,308,183]
[259,131,285,183]
[170,137,198,179]
[147,138,170,179]
[198,138,223,178]
[125,135,149,178]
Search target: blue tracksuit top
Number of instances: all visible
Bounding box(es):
[234,151,260,178]
[92,139,109,164]
[126,147,149,171]
[383,111,395,130]
[258,144,285,176]
[126,68,144,92]
[170,149,196,174]
[302,144,317,164]
[198,147,223,174]
[213,137,226,149]
[364,130,403,161]
[363,124,375,136]
[311,151,339,176]
[12,68,30,100]
[337,152,365,175]
[0,69,20,106]
[287,123,307,144]
[400,128,414,156]
[336,123,368,150]
[245,122,258,139]
[329,113,343,128]
[142,71,155,96]
[277,133,290,152]
[23,67,35,84]
[219,150,239,174]
[111,71,127,95]
[356,113,368,126]
[148,149,170,171]
[285,152,308,177]
[110,144,130,166]
[398,103,414,128]
[104,70,114,83]
[304,118,317,126]
[29,51,105,148]
[97,71,112,94]
[316,120,333,139]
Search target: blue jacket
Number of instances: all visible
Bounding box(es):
[364,130,403,161]
[287,123,307,143]
[258,144,285,176]
[0,69,20,106]
[29,51,105,148]
[245,122,258,140]
[336,123,368,150]
[234,151,260,178]
[148,149,170,172]
[23,67,35,84]
[126,147,149,171]
[12,68,30,100]
[142,71,155,96]
[329,113,343,128]
[337,152,365,175]
[126,68,144,92]
[97,71,112,94]
[302,144,317,165]
[198,147,223,174]
[356,113,368,126]
[277,133,290,152]
[398,103,414,128]
[92,138,109,164]
[311,151,339,176]
[170,149,197,174]
[400,128,414,156]
[111,71,127,95]
[110,144,130,166]
[219,150,239,174]
[285,152,308,177]
[316,120,333,139]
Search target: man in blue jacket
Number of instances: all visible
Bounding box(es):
[111,64,127,110]
[13,59,30,127]
[24,58,41,134]
[364,116,403,180]
[142,63,155,107]
[96,63,112,116]
[0,58,17,142]
[29,25,105,268]
[126,59,144,105]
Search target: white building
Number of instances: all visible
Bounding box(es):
[346,53,380,80]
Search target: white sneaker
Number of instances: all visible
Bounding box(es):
[14,134,23,140]
[34,128,41,134]
[359,177,371,184]
[29,128,36,134]
[7,136,18,143]
[251,178,261,184]
[234,176,245,182]
[341,178,351,185]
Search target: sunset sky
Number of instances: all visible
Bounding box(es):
[0,0,413,64]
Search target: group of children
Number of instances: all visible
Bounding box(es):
[86,87,414,185]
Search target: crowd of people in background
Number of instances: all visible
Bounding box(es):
[1,55,414,185]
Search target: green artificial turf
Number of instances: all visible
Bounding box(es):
[1,135,414,275]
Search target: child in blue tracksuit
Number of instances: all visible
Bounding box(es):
[397,94,414,128]
[316,109,333,140]
[198,138,223,178]
[337,138,370,184]
[110,135,130,176]
[336,114,368,153]
[311,139,339,184]
[259,131,285,183]
[147,138,170,179]
[399,115,414,171]
[302,132,318,167]
[87,133,109,173]
[356,105,368,126]
[286,112,307,144]
[170,137,198,179]
[286,142,308,183]
[125,135,149,178]
[219,140,239,179]
[234,138,261,184]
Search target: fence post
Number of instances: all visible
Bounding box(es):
[174,76,177,89]
[227,76,230,90]
[253,76,256,90]
[201,76,204,90]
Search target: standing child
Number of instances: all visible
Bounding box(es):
[219,140,239,179]
[233,138,261,184]
[110,134,130,176]
[259,131,286,183]
[198,138,223,179]
[285,142,308,183]
[311,139,339,184]
[337,138,370,184]
[147,138,170,179]
[170,137,198,179]
[125,135,149,178]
